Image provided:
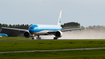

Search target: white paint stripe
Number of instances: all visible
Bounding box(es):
[0,47,105,53]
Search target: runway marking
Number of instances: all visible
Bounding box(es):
[0,47,105,53]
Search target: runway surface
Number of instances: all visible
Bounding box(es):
[0,47,105,53]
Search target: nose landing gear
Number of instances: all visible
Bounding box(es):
[53,37,58,40]
[32,35,41,40]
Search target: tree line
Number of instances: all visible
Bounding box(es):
[0,23,32,29]
[0,22,80,29]
[61,22,80,28]
[0,23,32,37]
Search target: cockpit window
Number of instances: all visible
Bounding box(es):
[29,25,38,29]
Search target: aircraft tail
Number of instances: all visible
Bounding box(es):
[57,10,62,26]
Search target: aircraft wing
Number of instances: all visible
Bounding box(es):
[61,28,84,32]
[2,27,29,32]
[61,26,101,32]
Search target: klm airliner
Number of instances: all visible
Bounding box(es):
[0,33,8,37]
[0,27,8,37]
[2,10,82,39]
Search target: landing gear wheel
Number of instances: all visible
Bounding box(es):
[54,37,58,40]
[36,35,41,40]
[32,37,35,40]
[36,37,41,40]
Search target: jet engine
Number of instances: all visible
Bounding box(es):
[54,31,63,38]
[24,32,31,38]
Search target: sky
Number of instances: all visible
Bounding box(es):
[0,0,105,27]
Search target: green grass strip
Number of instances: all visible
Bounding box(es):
[0,40,105,51]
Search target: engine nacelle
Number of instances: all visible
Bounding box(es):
[24,32,31,38]
[54,31,63,38]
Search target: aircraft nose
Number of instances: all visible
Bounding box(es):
[29,29,35,33]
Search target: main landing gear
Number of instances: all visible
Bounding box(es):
[53,37,58,40]
[32,35,41,40]
[36,35,41,40]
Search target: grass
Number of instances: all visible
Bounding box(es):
[0,38,105,59]
[0,49,105,59]
[0,39,105,51]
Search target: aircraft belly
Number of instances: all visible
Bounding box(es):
[34,31,49,35]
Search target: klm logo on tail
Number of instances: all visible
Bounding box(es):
[57,10,62,26]
[59,18,61,23]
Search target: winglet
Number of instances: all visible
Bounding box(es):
[57,10,62,26]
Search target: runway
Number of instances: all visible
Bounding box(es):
[0,47,105,53]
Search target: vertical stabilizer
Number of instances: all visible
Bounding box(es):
[57,10,62,26]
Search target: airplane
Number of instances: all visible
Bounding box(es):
[0,27,8,37]
[0,33,8,37]
[1,10,83,39]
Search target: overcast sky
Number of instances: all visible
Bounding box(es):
[0,0,105,27]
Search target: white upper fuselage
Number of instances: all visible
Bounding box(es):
[29,24,62,34]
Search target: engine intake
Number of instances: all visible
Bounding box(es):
[24,32,31,38]
[54,31,63,37]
